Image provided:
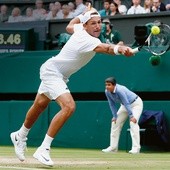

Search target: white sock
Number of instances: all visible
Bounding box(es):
[41,134,54,149]
[18,124,30,139]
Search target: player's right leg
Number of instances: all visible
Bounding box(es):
[10,93,50,161]
[33,92,76,166]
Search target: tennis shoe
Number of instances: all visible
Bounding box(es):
[33,147,54,166]
[10,131,27,161]
[129,148,140,154]
[102,146,117,153]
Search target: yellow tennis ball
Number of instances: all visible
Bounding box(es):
[151,26,160,35]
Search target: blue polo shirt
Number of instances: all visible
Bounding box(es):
[105,84,138,119]
[98,9,111,17]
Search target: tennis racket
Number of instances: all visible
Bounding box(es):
[131,23,170,56]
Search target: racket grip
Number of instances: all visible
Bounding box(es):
[131,47,139,54]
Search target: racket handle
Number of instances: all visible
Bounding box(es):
[131,47,139,54]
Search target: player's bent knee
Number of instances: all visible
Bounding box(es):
[64,101,76,116]
[68,102,76,114]
[34,98,49,111]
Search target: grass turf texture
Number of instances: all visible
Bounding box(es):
[0,146,170,170]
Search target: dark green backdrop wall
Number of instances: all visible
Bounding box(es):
[0,51,170,93]
[0,101,170,150]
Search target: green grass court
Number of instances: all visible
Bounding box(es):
[0,146,170,170]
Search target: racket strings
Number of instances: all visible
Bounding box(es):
[148,24,170,55]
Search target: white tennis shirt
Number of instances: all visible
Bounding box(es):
[42,27,101,80]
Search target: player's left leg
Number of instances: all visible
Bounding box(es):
[11,93,50,161]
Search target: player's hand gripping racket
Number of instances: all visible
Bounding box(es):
[131,23,170,56]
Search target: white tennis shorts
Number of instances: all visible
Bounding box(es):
[38,63,70,100]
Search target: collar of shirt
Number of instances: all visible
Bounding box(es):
[112,85,117,93]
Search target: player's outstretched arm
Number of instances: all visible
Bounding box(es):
[94,43,134,57]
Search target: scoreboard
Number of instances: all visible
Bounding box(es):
[0,28,35,53]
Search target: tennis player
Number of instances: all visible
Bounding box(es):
[102,77,143,154]
[10,9,134,166]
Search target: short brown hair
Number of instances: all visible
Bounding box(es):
[105,77,116,85]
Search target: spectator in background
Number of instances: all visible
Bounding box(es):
[85,0,92,6]
[47,2,54,13]
[33,0,47,20]
[46,1,63,20]
[8,7,23,23]
[166,0,170,10]
[54,1,63,18]
[102,18,123,44]
[127,0,146,14]
[98,0,111,17]
[151,0,166,12]
[46,5,58,20]
[23,7,36,22]
[72,0,86,17]
[60,4,73,19]
[84,0,96,11]
[0,4,9,22]
[114,0,127,15]
[109,2,120,16]
[144,0,152,13]
[68,1,75,14]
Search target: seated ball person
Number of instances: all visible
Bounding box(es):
[101,18,123,44]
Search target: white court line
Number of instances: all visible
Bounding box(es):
[0,166,46,170]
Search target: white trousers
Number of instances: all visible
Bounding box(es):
[110,97,143,151]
